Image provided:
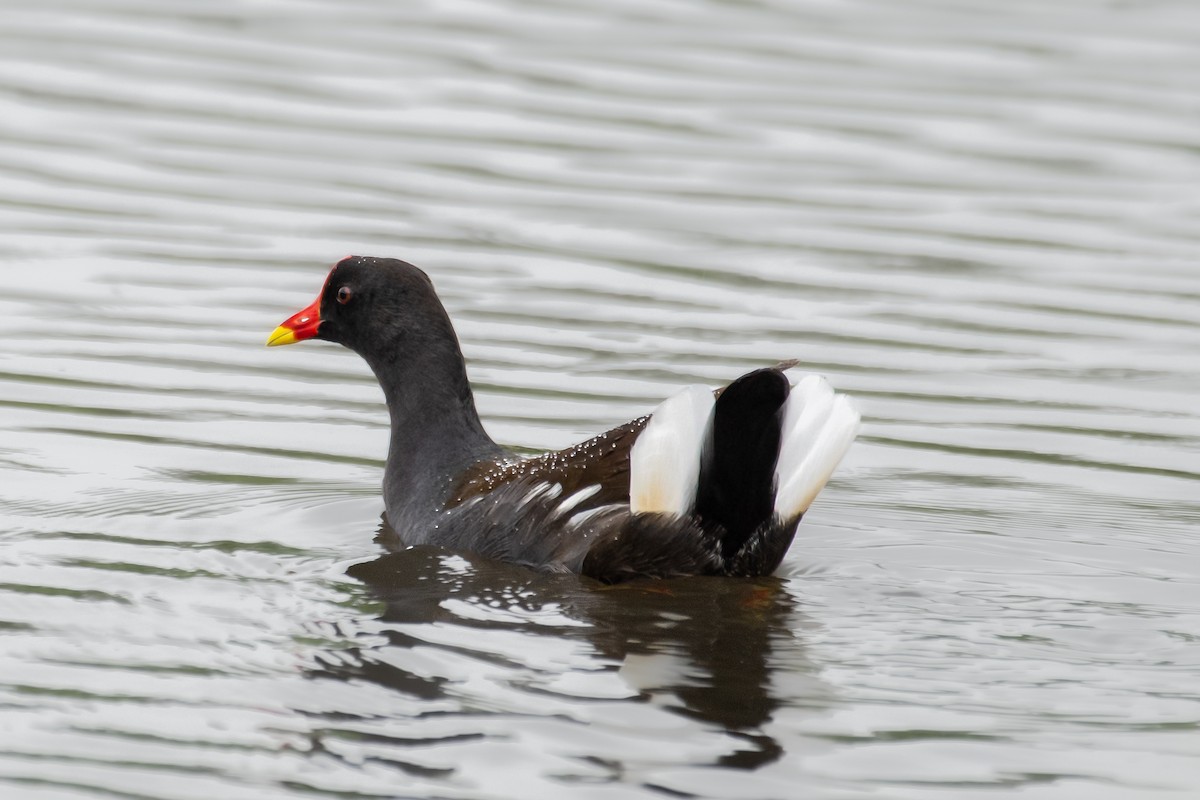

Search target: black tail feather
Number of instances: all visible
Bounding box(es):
[694,368,789,560]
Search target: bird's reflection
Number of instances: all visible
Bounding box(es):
[310,523,817,771]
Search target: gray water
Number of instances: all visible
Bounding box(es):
[2,1,1199,798]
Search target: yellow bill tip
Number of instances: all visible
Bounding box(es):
[266,325,299,347]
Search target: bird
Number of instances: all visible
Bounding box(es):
[268,256,860,584]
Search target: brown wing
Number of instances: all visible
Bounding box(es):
[446,416,650,512]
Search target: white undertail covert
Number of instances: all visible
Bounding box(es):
[629,372,859,522]
[629,385,715,515]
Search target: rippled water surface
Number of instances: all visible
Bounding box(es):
[3,1,1200,798]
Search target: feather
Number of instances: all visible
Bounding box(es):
[629,385,715,515]
[774,376,859,521]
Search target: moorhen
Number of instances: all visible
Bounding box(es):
[268,256,859,583]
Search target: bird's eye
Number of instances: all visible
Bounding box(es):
[337,286,353,305]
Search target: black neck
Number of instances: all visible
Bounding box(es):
[363,340,502,528]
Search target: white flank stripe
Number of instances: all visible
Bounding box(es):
[774,377,860,521]
[566,503,623,529]
[629,384,715,515]
[518,482,562,510]
[554,484,601,517]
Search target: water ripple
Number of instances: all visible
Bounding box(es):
[2,0,1200,798]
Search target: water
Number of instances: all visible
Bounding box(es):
[2,1,1199,797]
